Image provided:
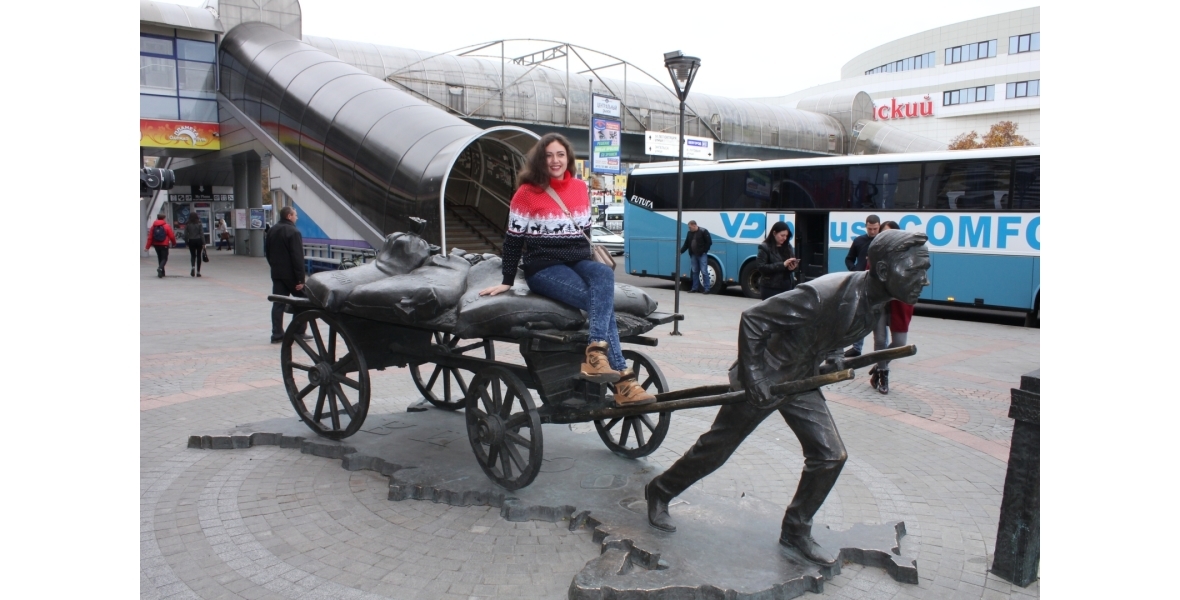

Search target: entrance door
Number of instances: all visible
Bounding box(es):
[794,212,829,285]
[195,208,212,246]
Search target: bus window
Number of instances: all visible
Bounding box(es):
[1011,157,1040,210]
[848,163,921,210]
[921,159,1013,210]
[631,173,678,210]
[685,172,723,209]
[721,169,773,209]
[774,167,848,209]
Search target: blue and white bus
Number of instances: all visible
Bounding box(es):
[623,147,1040,324]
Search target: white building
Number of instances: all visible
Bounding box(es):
[761,7,1040,148]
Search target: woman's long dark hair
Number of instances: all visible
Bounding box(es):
[187,212,200,224]
[517,133,576,189]
[764,221,792,246]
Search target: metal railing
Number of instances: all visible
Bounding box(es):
[302,243,378,273]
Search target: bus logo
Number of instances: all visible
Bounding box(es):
[628,194,653,209]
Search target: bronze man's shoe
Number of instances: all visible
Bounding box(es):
[613,368,656,407]
[579,341,621,384]
[645,481,676,532]
[780,532,838,565]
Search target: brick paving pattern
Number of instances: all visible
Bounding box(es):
[142,251,1040,599]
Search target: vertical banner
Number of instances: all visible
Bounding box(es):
[590,94,623,175]
[234,208,248,230]
[249,209,265,230]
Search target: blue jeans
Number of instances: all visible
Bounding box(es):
[689,253,710,293]
[526,261,627,371]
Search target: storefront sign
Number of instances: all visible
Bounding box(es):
[645,131,714,160]
[590,118,622,174]
[140,119,221,150]
[872,95,934,121]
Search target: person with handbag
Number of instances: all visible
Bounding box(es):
[183,213,206,277]
[754,221,800,300]
[479,133,653,407]
[215,218,230,251]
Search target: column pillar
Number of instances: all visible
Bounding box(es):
[247,154,264,257]
[232,154,248,255]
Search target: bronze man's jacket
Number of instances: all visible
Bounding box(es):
[732,270,886,405]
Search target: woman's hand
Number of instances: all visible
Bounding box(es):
[479,284,511,296]
[785,258,799,270]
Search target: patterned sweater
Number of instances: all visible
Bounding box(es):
[500,173,593,285]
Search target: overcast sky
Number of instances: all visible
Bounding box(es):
[172,0,1039,98]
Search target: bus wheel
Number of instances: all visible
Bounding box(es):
[1024,293,1040,328]
[706,257,725,294]
[739,262,761,299]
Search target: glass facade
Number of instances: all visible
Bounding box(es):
[1009,32,1040,54]
[866,52,936,76]
[140,33,217,122]
[943,85,995,106]
[1006,80,1040,99]
[945,40,997,65]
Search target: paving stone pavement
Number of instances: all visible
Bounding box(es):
[142,250,1040,599]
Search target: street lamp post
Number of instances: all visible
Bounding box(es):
[664,50,700,336]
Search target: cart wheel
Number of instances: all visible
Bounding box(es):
[596,350,671,458]
[409,333,492,411]
[281,310,370,440]
[465,366,543,490]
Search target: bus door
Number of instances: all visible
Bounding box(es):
[794,211,829,285]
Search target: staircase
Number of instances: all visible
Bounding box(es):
[444,205,503,255]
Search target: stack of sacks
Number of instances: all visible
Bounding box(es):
[303,232,432,312]
[341,252,470,329]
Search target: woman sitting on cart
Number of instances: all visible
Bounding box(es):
[479,133,655,407]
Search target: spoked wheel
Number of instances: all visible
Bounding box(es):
[465,366,543,490]
[595,350,671,458]
[409,333,493,410]
[281,310,370,440]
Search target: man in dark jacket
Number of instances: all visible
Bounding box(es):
[679,220,714,294]
[267,207,308,343]
[145,213,176,278]
[841,214,880,357]
[645,230,931,566]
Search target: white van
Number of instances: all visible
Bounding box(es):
[604,205,624,232]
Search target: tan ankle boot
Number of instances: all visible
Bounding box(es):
[613,368,655,406]
[580,341,621,383]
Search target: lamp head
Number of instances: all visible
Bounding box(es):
[663,50,701,100]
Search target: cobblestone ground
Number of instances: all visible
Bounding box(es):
[142,251,1040,599]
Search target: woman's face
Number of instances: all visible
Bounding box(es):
[545,141,568,179]
[774,229,790,245]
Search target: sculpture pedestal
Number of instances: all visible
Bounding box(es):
[991,370,1040,586]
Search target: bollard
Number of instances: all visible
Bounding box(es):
[990,369,1039,586]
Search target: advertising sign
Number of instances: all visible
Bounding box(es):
[234,208,248,230]
[592,94,622,118]
[590,118,622,174]
[644,131,714,160]
[140,119,220,150]
[249,209,266,230]
[871,95,935,121]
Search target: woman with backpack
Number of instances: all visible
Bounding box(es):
[184,213,206,277]
[145,212,176,278]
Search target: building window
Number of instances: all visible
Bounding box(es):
[945,40,997,65]
[1009,33,1040,54]
[141,32,217,123]
[1006,79,1040,99]
[865,51,935,75]
[141,56,177,94]
[943,85,995,106]
[141,35,173,57]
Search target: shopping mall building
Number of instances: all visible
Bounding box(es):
[763,7,1040,147]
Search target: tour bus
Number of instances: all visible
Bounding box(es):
[623,147,1040,325]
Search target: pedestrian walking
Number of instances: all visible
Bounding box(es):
[478,133,654,407]
[183,212,205,277]
[266,207,309,343]
[754,221,799,300]
[679,220,713,294]
[146,212,176,278]
[215,218,229,251]
[868,221,915,394]
[841,214,880,357]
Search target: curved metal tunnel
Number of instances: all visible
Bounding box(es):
[218,22,539,247]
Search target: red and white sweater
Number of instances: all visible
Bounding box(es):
[501,173,593,285]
